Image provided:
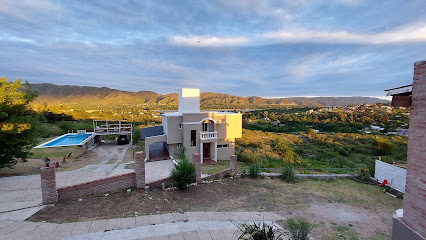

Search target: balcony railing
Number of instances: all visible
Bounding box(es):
[200,131,218,140]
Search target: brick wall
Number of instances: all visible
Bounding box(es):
[40,167,57,204]
[193,153,201,184]
[402,61,426,238]
[57,172,136,201]
[230,154,237,176]
[146,176,174,188]
[203,169,232,180]
[135,151,145,189]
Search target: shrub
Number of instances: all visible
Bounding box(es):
[368,162,375,177]
[284,217,313,240]
[175,147,187,161]
[249,164,260,178]
[306,128,315,135]
[170,154,196,189]
[357,168,371,182]
[372,137,394,155]
[270,138,295,163]
[236,222,283,240]
[280,166,295,183]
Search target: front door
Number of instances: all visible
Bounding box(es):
[203,143,210,158]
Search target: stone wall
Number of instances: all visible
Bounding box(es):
[401,61,426,238]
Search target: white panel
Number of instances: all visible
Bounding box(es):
[374,160,407,193]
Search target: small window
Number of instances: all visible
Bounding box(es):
[179,124,182,129]
[223,144,229,148]
[217,145,223,149]
[177,144,181,149]
[191,130,196,147]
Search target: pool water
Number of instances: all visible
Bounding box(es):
[41,133,94,147]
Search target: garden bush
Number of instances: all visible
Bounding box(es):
[171,148,196,189]
[280,166,295,183]
[357,168,371,182]
[249,164,260,178]
[284,217,313,240]
[236,222,283,240]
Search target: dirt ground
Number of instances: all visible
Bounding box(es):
[29,177,400,239]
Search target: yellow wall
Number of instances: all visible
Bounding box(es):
[224,114,242,139]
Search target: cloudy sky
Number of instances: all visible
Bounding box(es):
[1,0,425,98]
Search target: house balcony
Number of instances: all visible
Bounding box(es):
[200,131,218,141]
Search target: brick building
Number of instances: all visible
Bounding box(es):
[390,61,426,240]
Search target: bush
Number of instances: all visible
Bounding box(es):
[175,147,187,161]
[284,217,313,240]
[280,166,295,183]
[170,148,196,189]
[372,137,394,155]
[249,164,260,178]
[236,222,283,240]
[357,168,371,182]
[368,162,375,177]
[306,128,315,135]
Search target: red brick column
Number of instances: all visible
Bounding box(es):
[193,153,201,184]
[40,167,57,204]
[402,61,426,238]
[135,151,145,189]
[230,155,237,176]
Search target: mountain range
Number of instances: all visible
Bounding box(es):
[30,83,389,107]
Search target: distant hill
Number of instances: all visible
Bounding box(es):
[30,83,389,107]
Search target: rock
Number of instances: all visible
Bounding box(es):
[104,194,109,196]
[78,198,83,202]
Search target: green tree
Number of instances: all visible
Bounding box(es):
[0,77,39,168]
[270,138,295,163]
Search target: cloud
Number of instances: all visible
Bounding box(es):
[170,35,250,47]
[0,0,59,21]
[264,22,426,44]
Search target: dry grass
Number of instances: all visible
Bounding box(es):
[201,160,250,175]
[0,146,98,176]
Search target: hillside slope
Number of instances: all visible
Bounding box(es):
[30,83,388,107]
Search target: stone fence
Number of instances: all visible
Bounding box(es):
[40,153,238,204]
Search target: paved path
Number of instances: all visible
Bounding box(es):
[0,212,286,240]
[0,144,174,221]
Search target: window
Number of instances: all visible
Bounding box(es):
[191,130,196,147]
[177,144,181,149]
[179,124,182,129]
[217,144,229,149]
[202,122,208,131]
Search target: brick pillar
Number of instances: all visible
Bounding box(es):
[40,167,57,204]
[400,61,426,239]
[230,155,237,176]
[135,151,145,189]
[193,153,201,184]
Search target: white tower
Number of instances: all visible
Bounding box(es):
[178,88,200,114]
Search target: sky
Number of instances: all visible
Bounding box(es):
[0,0,425,98]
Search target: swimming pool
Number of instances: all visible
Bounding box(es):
[35,133,96,148]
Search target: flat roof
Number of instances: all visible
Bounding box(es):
[384,85,412,96]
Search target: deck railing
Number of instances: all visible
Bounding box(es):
[95,124,132,134]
